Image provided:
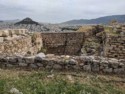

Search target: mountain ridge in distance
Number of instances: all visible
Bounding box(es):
[1,19,20,23]
[61,14,125,25]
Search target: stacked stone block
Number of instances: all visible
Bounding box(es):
[41,32,84,55]
[65,33,84,55]
[114,25,125,34]
[41,33,66,54]
[0,36,32,55]
[0,55,124,74]
[104,35,125,59]
[0,29,43,56]
[0,29,28,36]
[30,33,43,55]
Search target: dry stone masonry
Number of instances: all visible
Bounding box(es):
[0,29,85,56]
[0,29,43,56]
[104,35,125,59]
[0,54,125,74]
[0,27,125,75]
[41,32,85,55]
[104,25,125,59]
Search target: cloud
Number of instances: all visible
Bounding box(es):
[0,0,125,23]
[0,3,32,20]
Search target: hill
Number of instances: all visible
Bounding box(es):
[62,15,125,25]
[0,21,3,22]
[15,17,40,25]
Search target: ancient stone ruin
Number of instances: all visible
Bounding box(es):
[0,29,42,56]
[41,32,85,55]
[0,25,125,74]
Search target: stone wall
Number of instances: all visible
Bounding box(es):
[0,29,43,56]
[41,32,85,55]
[0,36,32,55]
[104,34,125,59]
[0,54,125,74]
[29,32,43,55]
[0,29,125,74]
[0,29,85,56]
[0,29,28,37]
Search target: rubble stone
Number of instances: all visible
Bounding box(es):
[0,55,125,74]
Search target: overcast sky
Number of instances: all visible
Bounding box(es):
[0,0,125,23]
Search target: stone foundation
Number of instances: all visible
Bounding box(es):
[0,54,125,74]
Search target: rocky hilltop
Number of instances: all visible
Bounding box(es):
[15,17,40,25]
[0,18,50,32]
